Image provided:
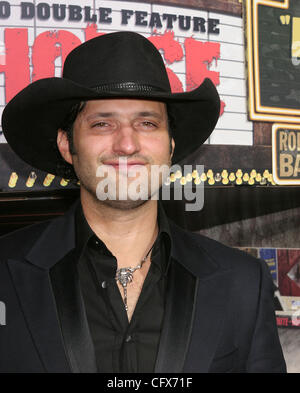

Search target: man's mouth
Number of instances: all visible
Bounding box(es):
[102,159,147,170]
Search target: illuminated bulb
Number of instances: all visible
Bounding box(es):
[215,173,221,182]
[260,177,267,185]
[180,177,186,185]
[222,178,229,185]
[192,170,198,178]
[186,173,193,182]
[43,174,55,187]
[60,178,69,187]
[207,169,213,178]
[200,173,207,182]
[8,172,18,188]
[175,170,182,179]
[229,172,235,182]
[221,170,228,178]
[170,173,176,182]
[243,173,249,182]
[236,169,243,178]
[26,171,37,187]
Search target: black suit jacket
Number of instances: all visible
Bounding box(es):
[0,199,286,373]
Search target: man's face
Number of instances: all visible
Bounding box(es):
[57,98,175,209]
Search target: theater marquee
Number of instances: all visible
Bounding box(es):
[0,0,253,191]
[245,0,300,123]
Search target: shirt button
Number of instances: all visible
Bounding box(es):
[101,281,107,289]
[125,335,132,343]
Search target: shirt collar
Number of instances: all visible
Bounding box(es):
[75,200,172,275]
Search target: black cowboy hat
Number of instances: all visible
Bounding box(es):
[2,31,220,176]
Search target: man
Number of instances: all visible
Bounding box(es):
[0,32,286,373]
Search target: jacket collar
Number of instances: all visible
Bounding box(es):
[169,219,220,278]
[74,199,173,276]
[24,198,80,269]
[24,198,219,280]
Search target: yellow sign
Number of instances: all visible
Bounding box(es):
[245,0,300,123]
[272,123,300,184]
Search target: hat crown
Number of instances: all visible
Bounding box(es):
[62,31,171,93]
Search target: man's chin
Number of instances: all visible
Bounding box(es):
[98,198,150,211]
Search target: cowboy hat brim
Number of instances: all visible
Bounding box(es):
[2,76,220,176]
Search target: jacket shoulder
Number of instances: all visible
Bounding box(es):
[169,220,264,275]
[0,219,54,260]
[0,199,79,262]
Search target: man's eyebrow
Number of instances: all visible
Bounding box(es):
[135,111,164,120]
[86,111,165,120]
[87,112,116,120]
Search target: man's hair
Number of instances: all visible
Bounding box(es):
[54,101,176,181]
[54,101,86,182]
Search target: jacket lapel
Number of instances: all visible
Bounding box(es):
[49,247,97,373]
[155,220,231,373]
[183,269,232,373]
[8,199,96,373]
[154,256,198,373]
[7,258,71,373]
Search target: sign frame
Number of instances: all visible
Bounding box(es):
[272,123,300,185]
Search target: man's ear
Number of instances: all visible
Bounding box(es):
[170,137,175,159]
[57,129,73,165]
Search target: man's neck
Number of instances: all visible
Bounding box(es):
[80,188,159,269]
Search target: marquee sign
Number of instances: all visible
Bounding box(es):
[245,0,300,123]
[0,0,251,145]
[0,0,252,191]
[272,123,300,185]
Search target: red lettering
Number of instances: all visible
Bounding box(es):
[0,29,30,102]
[0,24,226,114]
[148,31,183,93]
[32,30,81,81]
[185,37,225,115]
[276,317,289,326]
[84,23,105,41]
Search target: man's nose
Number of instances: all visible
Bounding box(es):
[112,124,141,156]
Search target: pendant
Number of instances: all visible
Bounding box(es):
[116,267,134,288]
[116,268,136,311]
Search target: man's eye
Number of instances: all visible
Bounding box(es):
[93,122,109,127]
[141,121,157,128]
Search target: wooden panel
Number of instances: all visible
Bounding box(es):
[253,122,272,146]
[135,0,242,16]
[183,144,272,169]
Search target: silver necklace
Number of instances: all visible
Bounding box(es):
[115,242,155,311]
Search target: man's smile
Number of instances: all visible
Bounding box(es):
[101,158,148,171]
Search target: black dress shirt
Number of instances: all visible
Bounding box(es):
[75,201,172,373]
